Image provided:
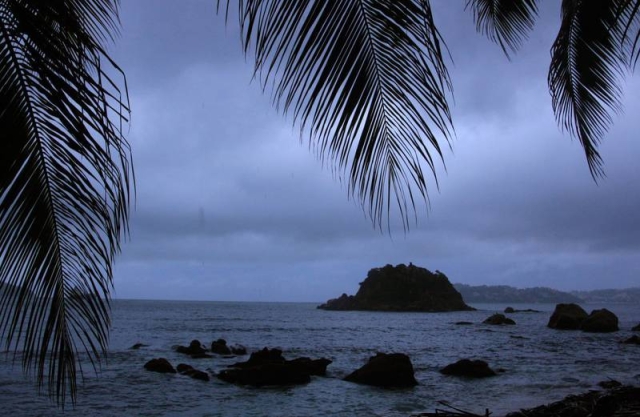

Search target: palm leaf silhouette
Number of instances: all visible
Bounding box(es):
[221,0,454,230]
[466,0,539,57]
[548,0,632,177]
[0,0,131,406]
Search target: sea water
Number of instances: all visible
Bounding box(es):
[1,300,639,416]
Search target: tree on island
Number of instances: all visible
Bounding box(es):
[2,0,640,405]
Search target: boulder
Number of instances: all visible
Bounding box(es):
[287,357,332,376]
[211,339,232,355]
[217,363,310,387]
[504,307,515,313]
[176,339,207,356]
[144,358,176,374]
[220,347,331,387]
[621,335,640,345]
[176,363,210,381]
[439,359,496,378]
[318,264,474,312]
[130,342,148,350]
[231,347,285,368]
[483,313,515,325]
[547,303,588,330]
[580,309,619,333]
[344,353,418,387]
[632,323,640,331]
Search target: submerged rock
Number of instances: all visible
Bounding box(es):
[581,309,619,333]
[439,359,496,378]
[177,363,210,381]
[130,342,148,350]
[455,321,473,325]
[547,303,588,330]
[504,307,540,313]
[622,335,640,345]
[230,345,247,355]
[344,352,418,388]
[144,358,176,374]
[483,313,515,325]
[318,264,474,312]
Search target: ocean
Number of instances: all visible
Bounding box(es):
[1,300,639,416]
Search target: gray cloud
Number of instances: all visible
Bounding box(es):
[111,1,640,301]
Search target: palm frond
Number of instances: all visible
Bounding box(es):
[0,0,131,406]
[466,0,539,57]
[548,0,627,178]
[220,0,454,230]
[614,0,640,68]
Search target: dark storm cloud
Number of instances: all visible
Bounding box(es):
[111,1,640,300]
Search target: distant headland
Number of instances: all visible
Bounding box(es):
[454,284,640,304]
[318,263,474,312]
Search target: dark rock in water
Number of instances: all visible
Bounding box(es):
[287,357,332,376]
[633,323,640,331]
[176,363,210,381]
[622,335,640,345]
[505,385,640,417]
[318,264,474,312]
[483,313,515,325]
[221,347,331,387]
[547,303,588,330]
[598,379,622,389]
[211,339,232,355]
[439,359,496,378]
[580,309,619,333]
[231,347,285,368]
[505,307,540,313]
[230,345,247,355]
[455,321,473,325]
[144,358,176,374]
[217,363,310,387]
[344,352,418,388]
[130,342,148,350]
[176,339,207,356]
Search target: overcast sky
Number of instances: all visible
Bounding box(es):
[109,1,640,301]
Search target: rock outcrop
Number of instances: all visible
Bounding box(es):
[504,307,540,313]
[218,347,332,387]
[144,358,176,374]
[580,309,619,333]
[344,352,418,387]
[547,303,588,330]
[318,264,473,312]
[483,313,515,325]
[177,364,210,381]
[633,323,640,331]
[439,359,497,378]
[211,339,232,355]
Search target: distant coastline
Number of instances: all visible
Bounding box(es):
[454,283,640,304]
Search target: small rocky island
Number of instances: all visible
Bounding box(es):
[318,264,474,312]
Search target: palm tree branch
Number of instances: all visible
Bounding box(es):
[548,0,627,178]
[0,0,131,406]
[220,0,454,230]
[466,0,539,57]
